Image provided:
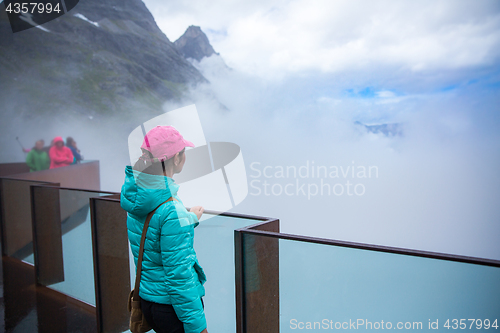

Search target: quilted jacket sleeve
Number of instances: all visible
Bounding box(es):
[160,208,206,333]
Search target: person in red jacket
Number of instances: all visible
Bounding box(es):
[49,136,74,169]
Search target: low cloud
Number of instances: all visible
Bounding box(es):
[145,0,500,82]
[173,54,500,260]
[3,0,499,261]
[3,52,499,260]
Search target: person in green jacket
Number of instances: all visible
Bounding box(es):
[121,126,208,333]
[25,140,50,172]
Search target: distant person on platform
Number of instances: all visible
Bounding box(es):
[25,139,50,172]
[66,137,83,163]
[49,136,74,169]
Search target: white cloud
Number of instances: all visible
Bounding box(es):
[376,91,396,98]
[160,55,500,259]
[144,0,500,80]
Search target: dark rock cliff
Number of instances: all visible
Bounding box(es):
[174,25,217,62]
[0,0,206,117]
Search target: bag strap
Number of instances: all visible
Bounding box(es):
[133,197,177,301]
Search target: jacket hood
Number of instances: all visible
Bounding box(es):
[120,165,180,216]
[53,136,64,144]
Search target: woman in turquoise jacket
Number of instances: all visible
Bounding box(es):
[121,125,208,333]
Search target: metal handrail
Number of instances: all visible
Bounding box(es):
[236,223,500,268]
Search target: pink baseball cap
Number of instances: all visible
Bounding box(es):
[141,125,194,161]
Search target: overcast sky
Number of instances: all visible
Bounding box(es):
[139,0,500,259]
[2,0,498,257]
[143,0,500,86]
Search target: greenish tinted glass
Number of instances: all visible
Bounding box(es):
[125,213,261,333]
[43,189,108,306]
[241,231,280,333]
[197,214,261,332]
[0,178,54,263]
[278,239,500,332]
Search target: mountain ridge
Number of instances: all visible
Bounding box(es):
[174,25,218,62]
[0,0,207,117]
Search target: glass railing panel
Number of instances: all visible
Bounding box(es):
[268,237,500,332]
[196,213,262,333]
[0,178,57,263]
[31,185,111,306]
[240,231,280,333]
[0,163,30,177]
[50,189,110,306]
[123,212,263,333]
[90,195,130,333]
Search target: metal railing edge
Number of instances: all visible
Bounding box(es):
[237,227,500,268]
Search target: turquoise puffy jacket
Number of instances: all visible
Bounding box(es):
[120,166,207,333]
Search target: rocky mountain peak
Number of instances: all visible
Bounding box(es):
[0,0,207,117]
[174,25,218,61]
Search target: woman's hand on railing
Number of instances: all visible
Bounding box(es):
[190,206,204,220]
